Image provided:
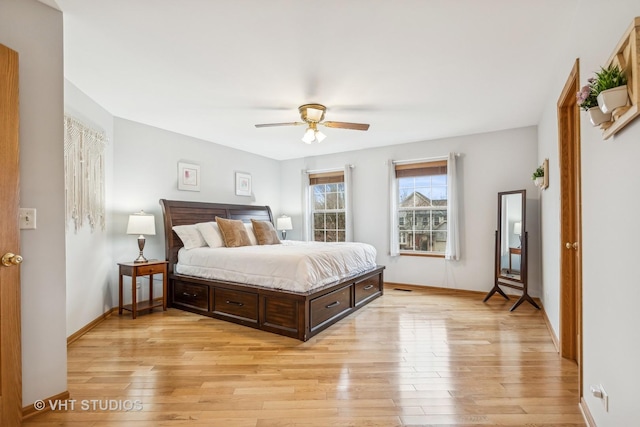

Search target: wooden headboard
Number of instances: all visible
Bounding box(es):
[159,199,274,274]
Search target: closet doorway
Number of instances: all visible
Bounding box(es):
[557,58,583,394]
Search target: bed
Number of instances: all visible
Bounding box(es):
[160,199,385,341]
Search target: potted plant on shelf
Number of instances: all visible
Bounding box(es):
[593,64,629,114]
[576,78,611,126]
[532,166,544,187]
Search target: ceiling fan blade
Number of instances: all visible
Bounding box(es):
[321,121,370,131]
[255,122,305,128]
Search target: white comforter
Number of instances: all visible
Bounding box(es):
[175,240,377,293]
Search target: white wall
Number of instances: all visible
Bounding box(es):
[64,80,115,336]
[110,118,283,304]
[63,87,285,330]
[0,0,67,406]
[281,126,541,295]
[537,2,640,425]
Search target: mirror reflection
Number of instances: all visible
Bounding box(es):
[498,191,524,282]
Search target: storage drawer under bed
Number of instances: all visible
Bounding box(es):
[213,288,258,324]
[173,281,209,311]
[310,285,352,332]
[354,275,382,306]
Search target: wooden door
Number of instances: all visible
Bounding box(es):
[0,43,23,426]
[557,59,583,393]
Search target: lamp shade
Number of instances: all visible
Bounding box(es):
[302,128,315,144]
[513,222,522,236]
[276,216,293,231]
[127,211,156,235]
[306,107,324,122]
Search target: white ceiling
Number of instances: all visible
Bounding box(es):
[48,0,579,160]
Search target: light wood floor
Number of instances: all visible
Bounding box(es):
[24,286,586,426]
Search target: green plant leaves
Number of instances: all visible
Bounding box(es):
[594,64,628,93]
[531,166,544,180]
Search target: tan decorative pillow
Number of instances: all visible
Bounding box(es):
[215,217,252,248]
[251,219,281,245]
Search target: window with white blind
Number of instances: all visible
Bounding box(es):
[309,171,346,242]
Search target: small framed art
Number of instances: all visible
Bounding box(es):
[178,162,200,192]
[235,172,252,196]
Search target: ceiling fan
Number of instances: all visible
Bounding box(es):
[255,103,370,144]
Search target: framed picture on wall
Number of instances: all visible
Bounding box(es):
[235,172,251,196]
[178,162,200,191]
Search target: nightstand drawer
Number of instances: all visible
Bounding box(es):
[310,285,352,331]
[135,263,166,276]
[173,281,209,310]
[213,288,258,323]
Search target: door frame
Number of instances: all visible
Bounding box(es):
[0,43,23,426]
[557,58,583,393]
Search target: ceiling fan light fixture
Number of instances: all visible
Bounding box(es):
[255,103,369,143]
[306,107,324,122]
[302,128,316,144]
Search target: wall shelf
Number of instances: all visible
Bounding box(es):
[602,17,640,140]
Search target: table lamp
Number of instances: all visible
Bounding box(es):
[276,215,293,240]
[513,222,522,248]
[127,211,156,263]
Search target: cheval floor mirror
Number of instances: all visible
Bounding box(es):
[483,189,540,311]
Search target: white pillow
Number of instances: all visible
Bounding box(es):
[244,223,258,245]
[196,222,225,248]
[172,224,207,250]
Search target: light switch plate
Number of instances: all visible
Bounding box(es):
[19,208,36,230]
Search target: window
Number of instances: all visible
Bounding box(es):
[395,161,447,255]
[310,171,345,242]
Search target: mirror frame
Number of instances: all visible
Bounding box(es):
[497,189,526,283]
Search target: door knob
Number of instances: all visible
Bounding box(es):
[565,242,579,250]
[1,252,23,267]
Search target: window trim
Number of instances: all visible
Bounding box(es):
[310,171,346,242]
[394,160,448,256]
[399,252,445,258]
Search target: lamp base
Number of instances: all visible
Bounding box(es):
[133,255,149,263]
[280,230,287,240]
[134,236,149,263]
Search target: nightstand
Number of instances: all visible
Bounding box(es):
[118,260,168,319]
[508,247,522,273]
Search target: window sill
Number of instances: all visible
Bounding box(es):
[399,252,445,258]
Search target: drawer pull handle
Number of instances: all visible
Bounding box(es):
[363,284,374,290]
[182,292,197,298]
[226,300,244,307]
[325,301,340,309]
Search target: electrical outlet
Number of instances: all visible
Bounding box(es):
[136,279,142,289]
[590,384,609,412]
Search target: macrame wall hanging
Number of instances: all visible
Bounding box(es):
[64,115,107,232]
